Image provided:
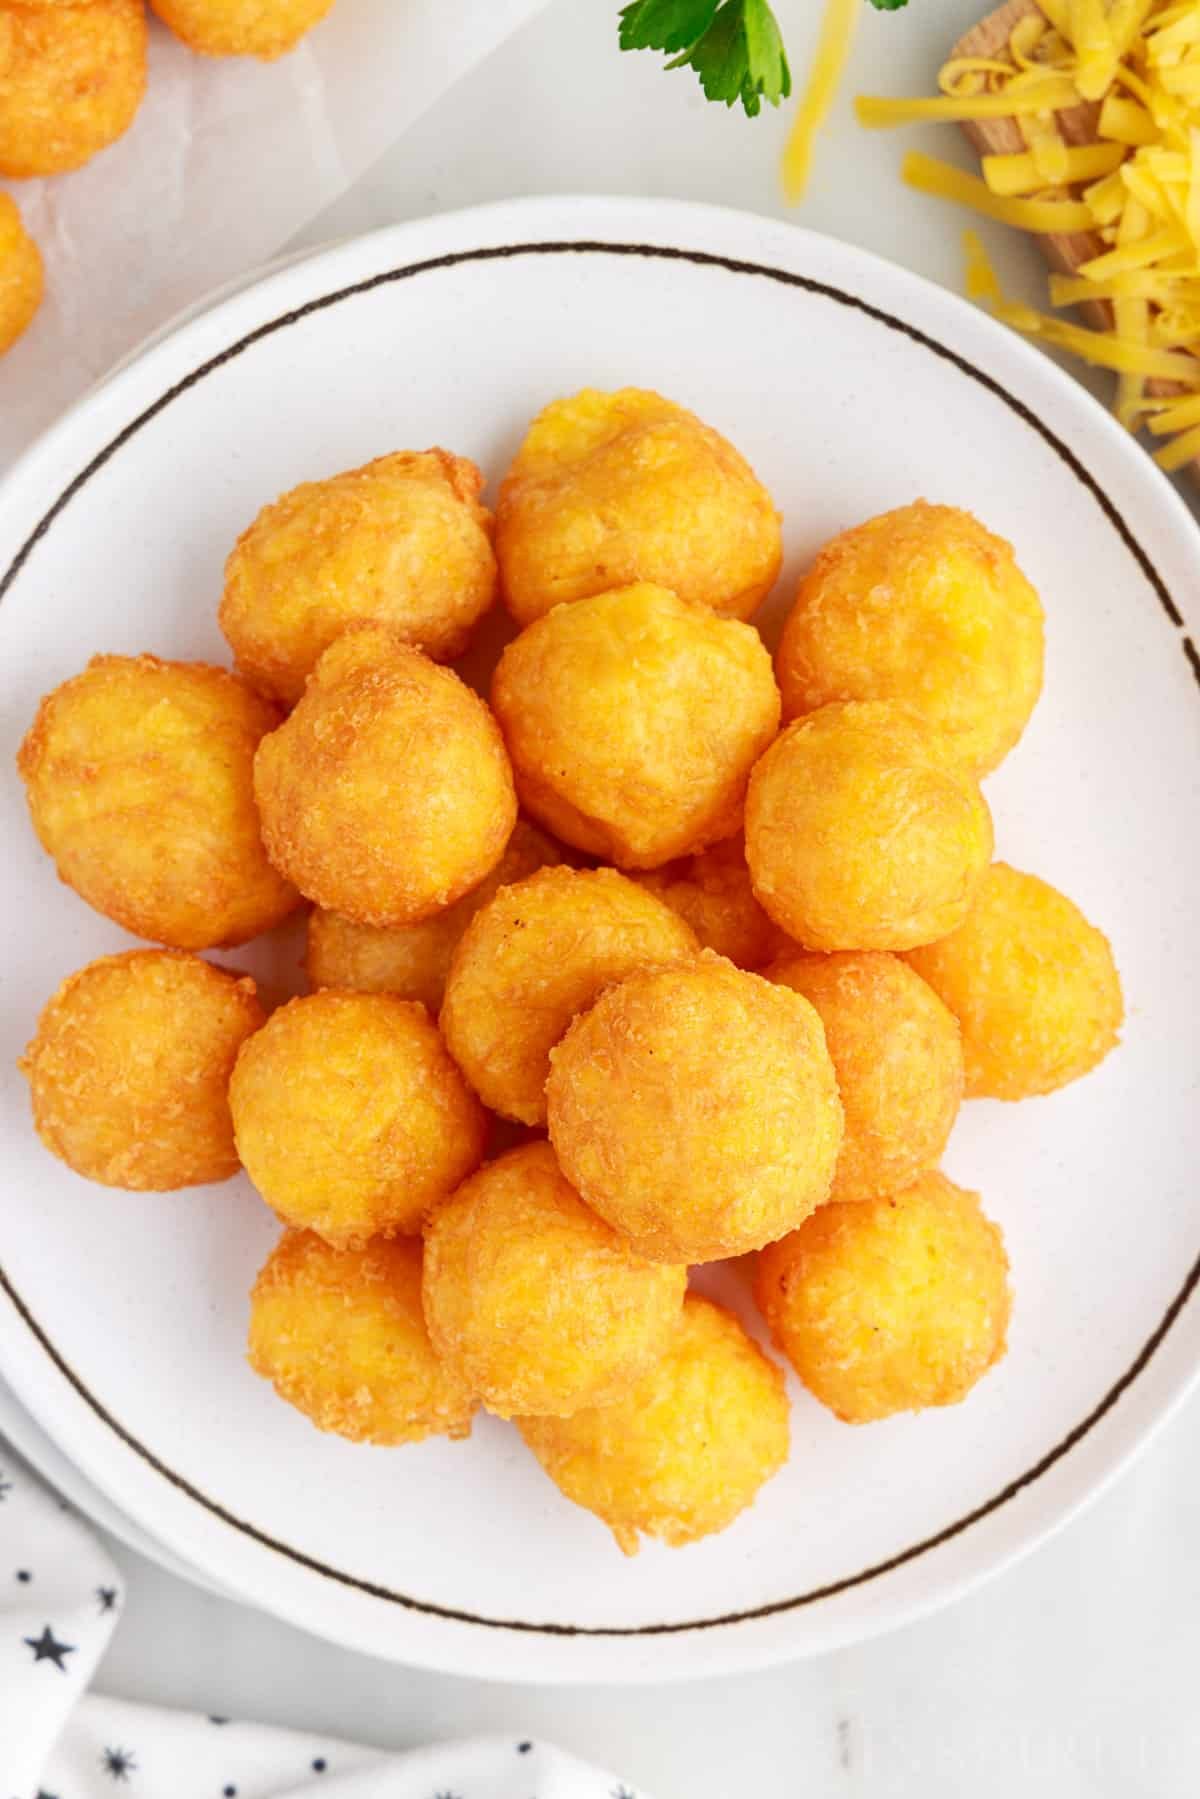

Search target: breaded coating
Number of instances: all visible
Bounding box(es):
[496,387,782,626]
[253,624,517,927]
[440,865,698,1128]
[767,951,963,1204]
[220,450,497,707]
[745,701,993,952]
[905,862,1123,1099]
[248,1232,476,1445]
[18,654,299,950]
[423,1142,687,1419]
[755,1171,1010,1423]
[20,949,263,1190]
[547,953,842,1263]
[229,991,487,1245]
[630,834,790,969]
[518,1294,789,1554]
[149,0,334,58]
[0,192,42,356]
[777,503,1045,777]
[491,583,780,869]
[306,820,563,1014]
[0,0,146,178]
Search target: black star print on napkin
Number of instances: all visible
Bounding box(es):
[0,1472,11,1501]
[101,1746,137,1780]
[24,1625,75,1671]
[96,1585,119,1614]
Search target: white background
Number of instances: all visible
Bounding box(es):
[41,0,1200,1790]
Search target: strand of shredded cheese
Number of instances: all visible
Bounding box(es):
[1152,416,1200,461]
[963,227,1004,298]
[781,0,860,203]
[983,139,1126,192]
[901,151,1097,231]
[856,81,1081,125]
[995,297,1200,376]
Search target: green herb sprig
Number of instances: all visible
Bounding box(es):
[618,0,908,118]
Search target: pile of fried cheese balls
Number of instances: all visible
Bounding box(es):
[0,0,338,362]
[18,388,1124,1557]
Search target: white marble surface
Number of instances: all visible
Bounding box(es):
[80,0,1200,1789]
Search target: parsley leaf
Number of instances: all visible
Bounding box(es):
[618,0,719,54]
[619,0,792,118]
[867,0,909,8]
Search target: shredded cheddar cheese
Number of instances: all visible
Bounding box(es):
[857,0,1200,474]
[782,0,859,202]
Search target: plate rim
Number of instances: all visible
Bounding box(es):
[2,193,1198,1678]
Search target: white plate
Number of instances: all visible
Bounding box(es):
[0,1376,227,1595]
[1,196,1198,1683]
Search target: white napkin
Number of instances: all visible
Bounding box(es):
[1,0,553,469]
[0,1448,650,1799]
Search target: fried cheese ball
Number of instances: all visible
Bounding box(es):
[547,954,842,1263]
[149,0,334,58]
[248,1232,476,1446]
[492,584,780,869]
[440,865,698,1127]
[518,1294,789,1554]
[253,625,517,926]
[495,387,782,627]
[0,193,42,356]
[745,701,993,953]
[777,503,1045,777]
[905,862,1123,1099]
[220,451,497,707]
[630,834,789,969]
[767,952,964,1205]
[423,1142,687,1419]
[18,655,299,950]
[0,0,147,179]
[229,991,487,1245]
[20,950,263,1190]
[305,820,563,1014]
[755,1172,1010,1424]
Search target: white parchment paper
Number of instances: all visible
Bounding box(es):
[0,0,551,467]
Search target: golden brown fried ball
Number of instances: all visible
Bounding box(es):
[745,701,993,953]
[630,834,790,969]
[248,1232,476,1445]
[440,865,698,1127]
[767,952,963,1204]
[423,1142,687,1419]
[0,192,41,356]
[755,1171,1010,1424]
[905,862,1123,1099]
[0,0,147,178]
[149,0,333,58]
[518,1294,789,1554]
[253,624,516,926]
[220,451,497,707]
[305,820,563,1014]
[496,387,782,627]
[20,950,263,1190]
[777,503,1045,777]
[18,654,299,950]
[492,583,780,869]
[547,954,842,1263]
[229,991,487,1246]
